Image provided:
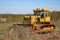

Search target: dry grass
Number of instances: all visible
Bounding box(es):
[0,12,60,40]
[0,23,60,40]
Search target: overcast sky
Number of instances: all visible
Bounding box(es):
[0,0,60,14]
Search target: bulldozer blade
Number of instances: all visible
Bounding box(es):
[14,24,33,27]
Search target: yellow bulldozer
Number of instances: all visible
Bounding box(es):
[15,8,55,34]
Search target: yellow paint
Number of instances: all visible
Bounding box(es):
[46,17,50,22]
[40,18,45,22]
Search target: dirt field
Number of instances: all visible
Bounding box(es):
[0,12,60,40]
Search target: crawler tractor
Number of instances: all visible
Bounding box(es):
[15,8,55,34]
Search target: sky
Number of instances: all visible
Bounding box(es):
[0,0,60,14]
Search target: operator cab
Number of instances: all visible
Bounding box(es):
[34,9,44,18]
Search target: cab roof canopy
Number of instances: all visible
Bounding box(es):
[33,8,50,12]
